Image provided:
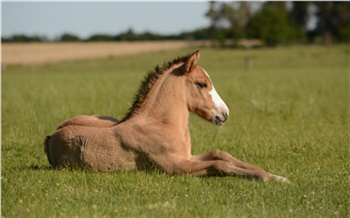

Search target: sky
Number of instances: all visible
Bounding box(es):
[2,2,211,39]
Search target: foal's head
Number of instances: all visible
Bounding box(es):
[182,50,229,126]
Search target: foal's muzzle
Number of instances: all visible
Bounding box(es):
[213,110,229,126]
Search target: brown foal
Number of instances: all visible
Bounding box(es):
[44,50,289,183]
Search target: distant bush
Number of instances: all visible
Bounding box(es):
[58,33,81,42]
[87,34,114,42]
[2,34,48,42]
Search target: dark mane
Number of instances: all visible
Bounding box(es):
[120,53,190,122]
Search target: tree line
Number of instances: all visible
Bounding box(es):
[3,2,349,46]
[205,1,349,46]
[1,28,210,43]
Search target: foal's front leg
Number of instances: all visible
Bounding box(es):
[190,150,289,183]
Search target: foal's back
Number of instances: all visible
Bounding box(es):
[57,115,119,129]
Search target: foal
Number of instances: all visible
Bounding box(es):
[45,50,289,183]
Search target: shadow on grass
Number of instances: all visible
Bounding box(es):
[30,164,53,171]
[29,164,272,183]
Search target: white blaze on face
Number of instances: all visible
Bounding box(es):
[203,69,229,115]
[209,86,229,114]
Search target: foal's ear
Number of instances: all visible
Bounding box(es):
[185,50,200,72]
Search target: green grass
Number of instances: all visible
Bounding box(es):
[2,45,349,217]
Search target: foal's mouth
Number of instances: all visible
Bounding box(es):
[213,112,229,126]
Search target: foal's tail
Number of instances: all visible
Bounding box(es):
[44,136,53,166]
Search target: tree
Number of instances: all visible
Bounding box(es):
[314,2,350,43]
[2,34,47,42]
[59,33,80,42]
[334,2,350,42]
[205,1,228,46]
[205,1,220,39]
[205,2,253,47]
[219,2,251,44]
[87,34,114,41]
[247,2,291,45]
[116,28,137,41]
[288,2,310,41]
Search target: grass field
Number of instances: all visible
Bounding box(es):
[2,45,349,217]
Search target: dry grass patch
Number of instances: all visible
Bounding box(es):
[2,41,207,65]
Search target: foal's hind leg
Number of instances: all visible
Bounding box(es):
[190,150,289,183]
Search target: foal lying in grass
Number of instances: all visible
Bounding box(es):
[45,50,289,183]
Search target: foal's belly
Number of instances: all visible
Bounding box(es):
[80,142,139,172]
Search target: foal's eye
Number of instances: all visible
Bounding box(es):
[196,82,207,89]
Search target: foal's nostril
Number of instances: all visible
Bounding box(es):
[215,112,228,125]
[214,115,223,126]
[223,112,229,120]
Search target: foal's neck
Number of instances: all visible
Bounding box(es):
[135,64,189,130]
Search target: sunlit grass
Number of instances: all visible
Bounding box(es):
[2,45,349,217]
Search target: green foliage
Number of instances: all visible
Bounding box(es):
[59,33,81,42]
[205,2,350,45]
[2,34,48,42]
[247,3,291,45]
[313,2,350,42]
[2,45,349,217]
[87,34,115,42]
[338,24,350,41]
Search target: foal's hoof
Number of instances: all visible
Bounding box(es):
[269,174,290,183]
